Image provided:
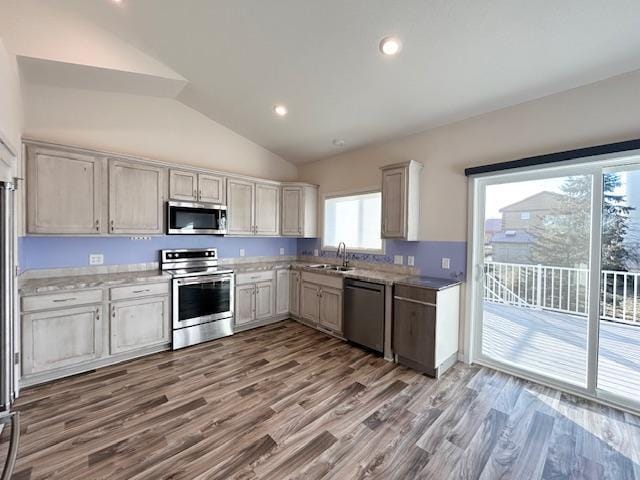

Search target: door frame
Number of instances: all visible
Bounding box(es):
[465,148,640,414]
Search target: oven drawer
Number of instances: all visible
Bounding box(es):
[236,270,275,285]
[110,282,169,301]
[22,289,104,312]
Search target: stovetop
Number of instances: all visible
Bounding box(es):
[165,266,234,278]
[160,248,233,278]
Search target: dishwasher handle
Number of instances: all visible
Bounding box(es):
[344,279,384,293]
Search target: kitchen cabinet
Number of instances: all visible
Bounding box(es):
[22,305,104,375]
[108,159,166,234]
[300,272,343,332]
[227,178,255,235]
[169,169,225,204]
[255,183,280,236]
[110,296,169,355]
[235,271,275,326]
[26,146,105,234]
[392,282,460,378]
[380,160,423,241]
[281,184,318,237]
[289,271,301,317]
[276,269,290,315]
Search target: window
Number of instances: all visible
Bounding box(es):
[323,191,383,253]
[520,211,531,220]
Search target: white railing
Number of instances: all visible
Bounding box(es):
[484,261,640,325]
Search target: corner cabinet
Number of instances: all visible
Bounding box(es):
[169,169,225,204]
[227,179,280,236]
[380,160,423,241]
[26,146,106,234]
[281,184,318,237]
[108,160,166,234]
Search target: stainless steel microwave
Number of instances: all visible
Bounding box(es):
[166,201,227,235]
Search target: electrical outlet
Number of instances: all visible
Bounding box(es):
[408,256,415,267]
[442,257,451,269]
[394,255,403,265]
[314,249,319,257]
[89,254,104,265]
[239,248,246,257]
[280,247,285,256]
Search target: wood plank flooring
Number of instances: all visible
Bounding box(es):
[5,320,640,479]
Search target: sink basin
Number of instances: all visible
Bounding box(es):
[308,264,354,272]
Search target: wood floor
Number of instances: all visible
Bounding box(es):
[6,320,640,479]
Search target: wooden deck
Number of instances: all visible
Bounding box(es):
[483,302,640,399]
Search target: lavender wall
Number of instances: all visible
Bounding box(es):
[297,238,466,280]
[18,236,297,271]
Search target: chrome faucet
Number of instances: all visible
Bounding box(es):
[336,242,349,268]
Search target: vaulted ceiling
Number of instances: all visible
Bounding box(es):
[3,0,640,164]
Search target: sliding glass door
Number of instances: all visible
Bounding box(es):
[471,156,640,411]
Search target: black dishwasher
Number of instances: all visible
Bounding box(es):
[343,278,385,354]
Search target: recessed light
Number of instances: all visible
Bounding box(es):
[379,36,402,56]
[273,105,288,117]
[333,139,345,147]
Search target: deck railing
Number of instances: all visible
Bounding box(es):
[484,261,640,325]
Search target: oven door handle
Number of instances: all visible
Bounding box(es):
[175,274,234,286]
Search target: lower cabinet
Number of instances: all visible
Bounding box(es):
[110,296,169,355]
[300,282,320,324]
[22,305,104,375]
[234,271,275,327]
[276,269,290,315]
[235,284,257,325]
[318,287,343,333]
[300,273,344,334]
[289,271,301,317]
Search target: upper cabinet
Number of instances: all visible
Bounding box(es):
[380,160,423,241]
[27,146,105,234]
[281,184,318,238]
[169,169,225,204]
[108,160,166,234]
[227,179,281,236]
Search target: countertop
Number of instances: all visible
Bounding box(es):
[20,270,171,295]
[394,275,462,290]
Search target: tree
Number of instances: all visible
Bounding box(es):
[530,174,632,270]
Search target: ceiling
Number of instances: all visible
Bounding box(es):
[16,0,640,163]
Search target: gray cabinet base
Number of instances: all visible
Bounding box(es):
[397,351,458,379]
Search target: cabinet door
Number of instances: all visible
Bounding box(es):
[198,174,225,204]
[393,298,436,369]
[289,271,300,316]
[22,305,103,375]
[227,179,255,235]
[319,287,343,333]
[276,270,290,315]
[381,167,406,238]
[255,183,280,236]
[281,187,303,236]
[255,281,274,320]
[27,147,104,234]
[110,297,169,355]
[109,160,165,234]
[169,170,198,201]
[235,284,256,325]
[300,282,320,324]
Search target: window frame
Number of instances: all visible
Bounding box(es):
[321,187,386,255]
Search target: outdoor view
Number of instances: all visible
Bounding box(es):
[481,169,640,400]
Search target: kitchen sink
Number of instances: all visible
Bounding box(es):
[308,264,354,272]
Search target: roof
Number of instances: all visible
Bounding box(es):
[491,231,536,244]
[499,191,565,213]
[484,218,502,232]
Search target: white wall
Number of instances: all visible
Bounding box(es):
[23,84,298,181]
[0,37,22,178]
[299,69,640,242]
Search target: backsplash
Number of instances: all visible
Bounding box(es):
[297,238,467,280]
[18,236,297,271]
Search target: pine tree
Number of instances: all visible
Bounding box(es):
[530,174,632,270]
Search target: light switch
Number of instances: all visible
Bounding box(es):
[394,255,403,265]
[408,256,415,267]
[279,247,285,255]
[239,248,246,257]
[442,257,450,269]
[89,254,104,265]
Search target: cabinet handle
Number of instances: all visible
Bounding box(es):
[110,220,115,232]
[96,308,100,321]
[95,219,100,231]
[112,307,116,318]
[199,190,202,198]
[53,297,76,303]
[193,189,197,198]
[132,289,151,294]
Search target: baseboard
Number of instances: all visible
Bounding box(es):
[233,315,288,333]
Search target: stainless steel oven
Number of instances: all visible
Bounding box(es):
[167,201,227,235]
[161,248,234,349]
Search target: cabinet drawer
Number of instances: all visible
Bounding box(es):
[236,270,275,285]
[110,282,169,301]
[394,285,437,305]
[22,289,104,312]
[301,271,343,290]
